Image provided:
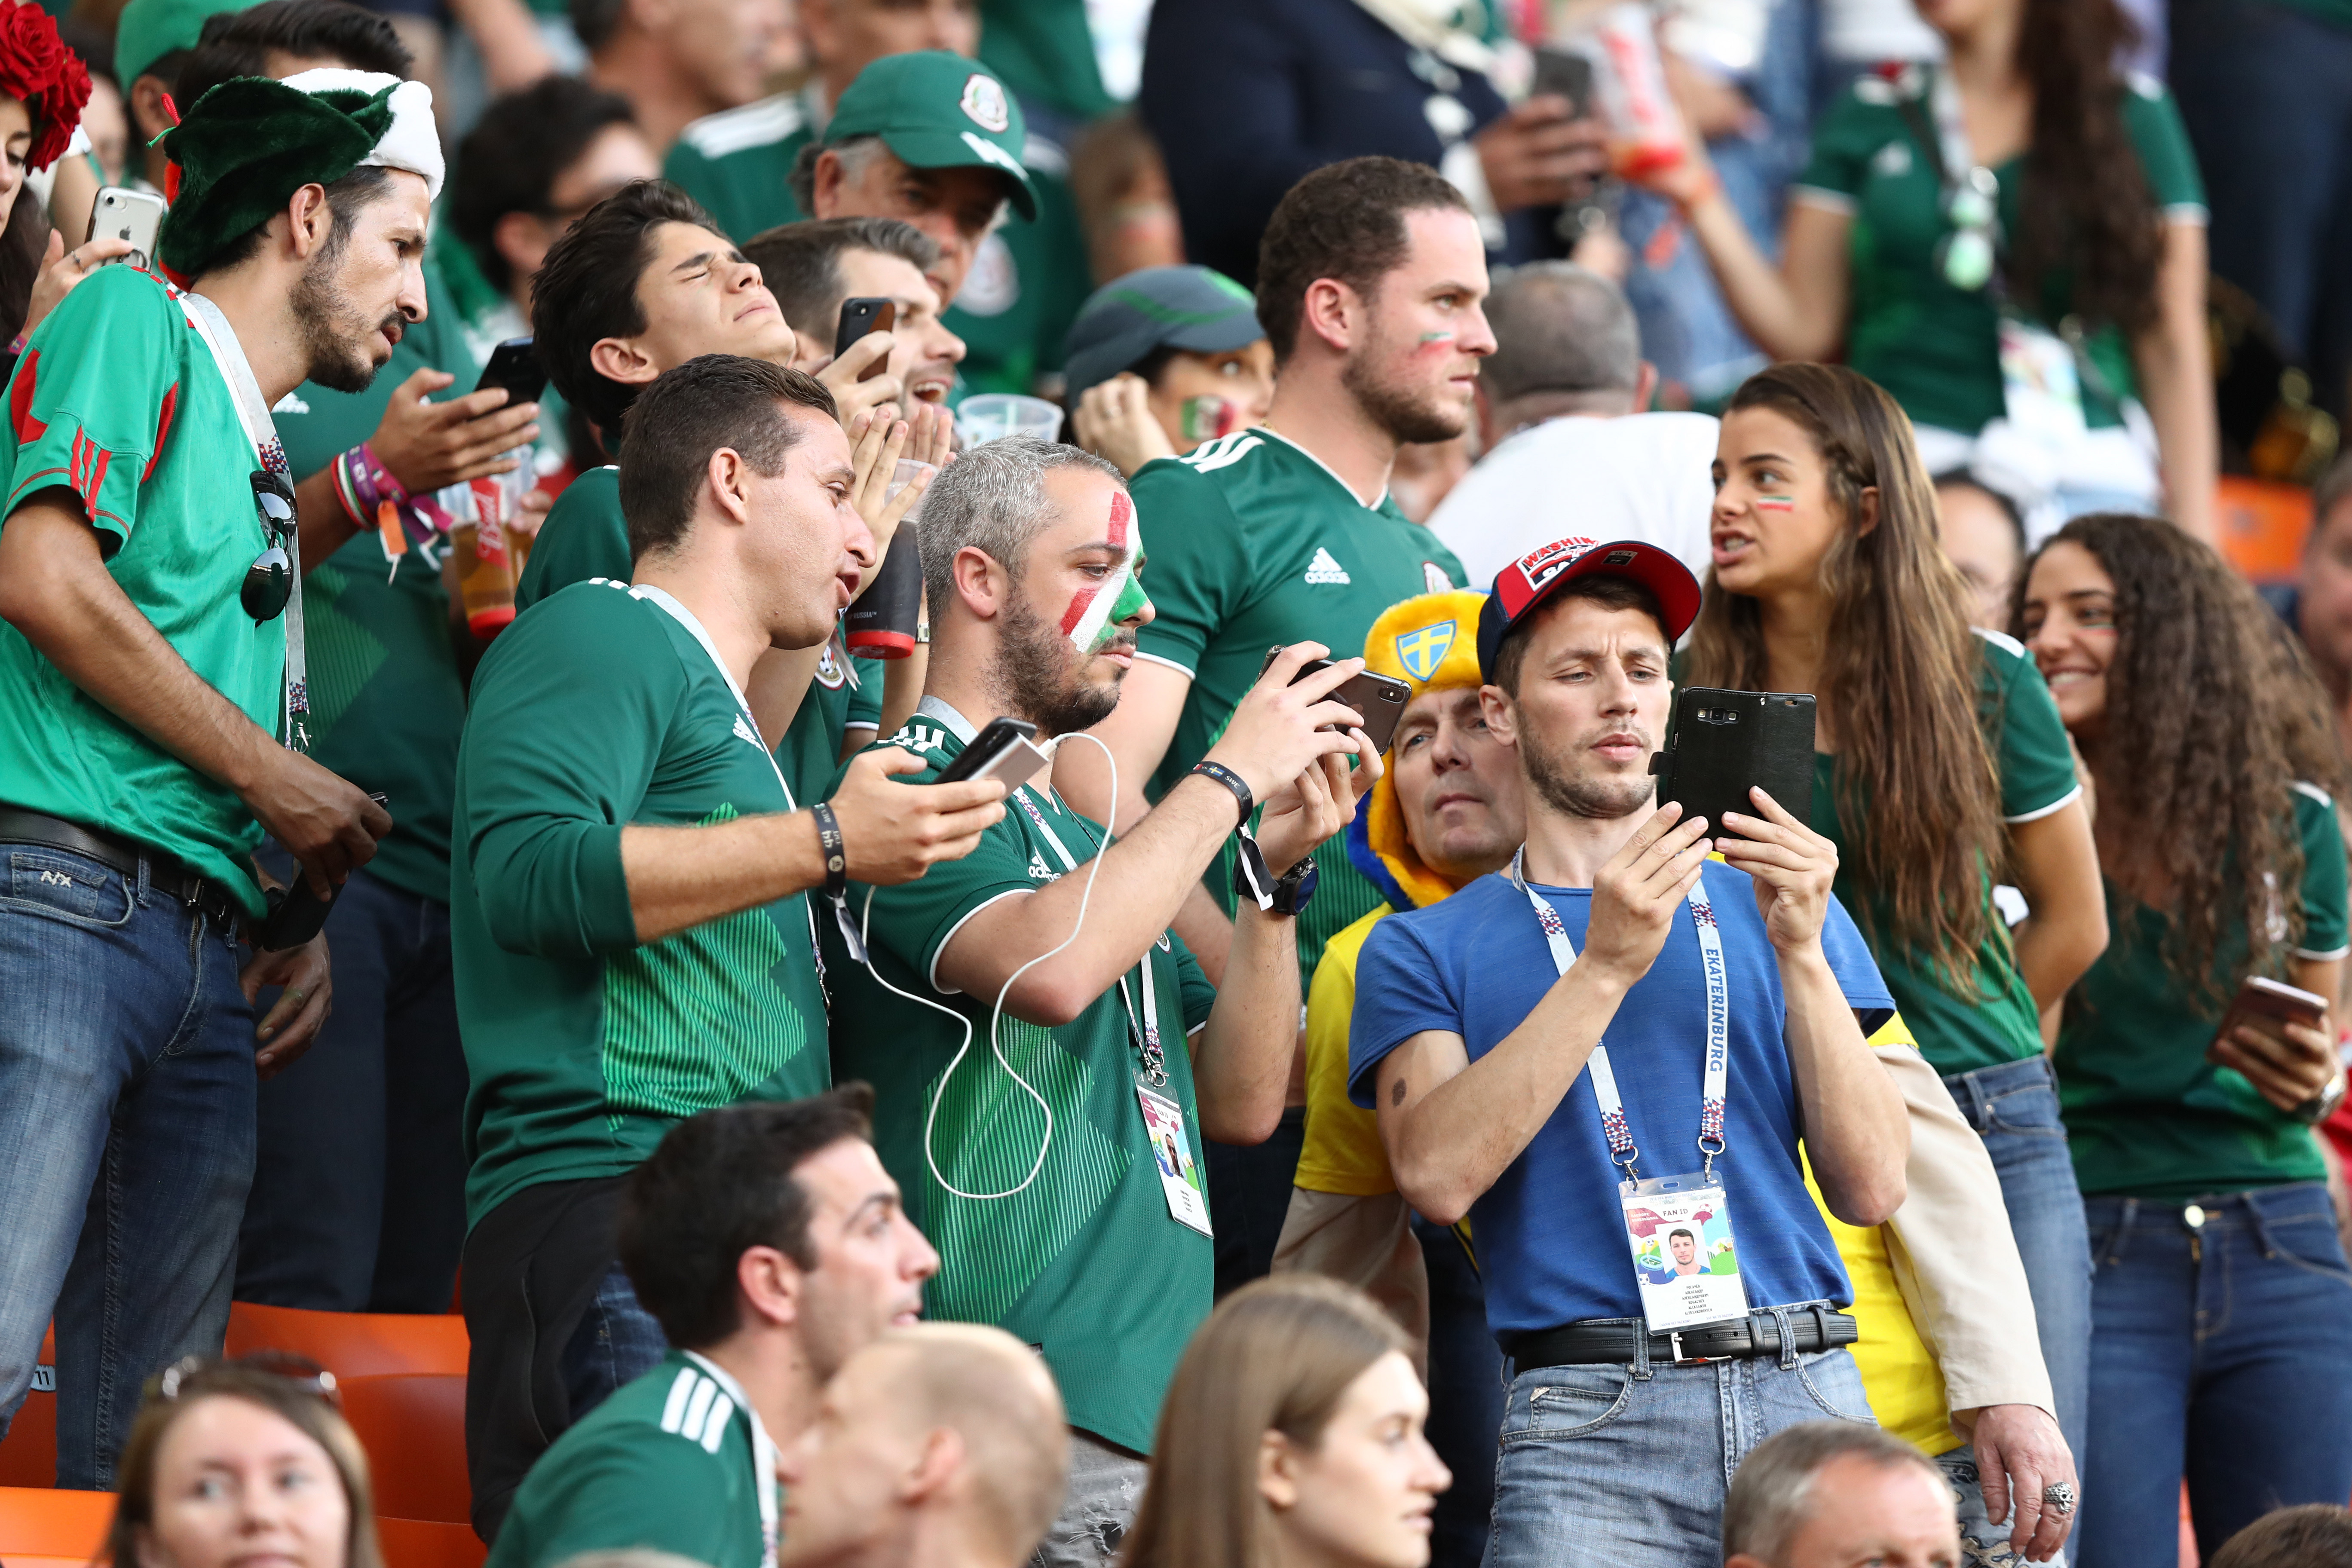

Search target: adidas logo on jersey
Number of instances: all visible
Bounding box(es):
[1181,432,1263,472]
[658,1365,736,1455]
[888,724,950,755]
[732,714,763,749]
[1027,851,1060,882]
[1304,547,1351,585]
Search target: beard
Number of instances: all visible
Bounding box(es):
[999,590,1126,737]
[1342,325,1471,445]
[1517,716,1658,821]
[291,251,401,395]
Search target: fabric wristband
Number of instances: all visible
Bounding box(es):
[1188,760,1253,826]
[809,800,847,901]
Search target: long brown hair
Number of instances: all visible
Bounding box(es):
[107,1360,384,1568]
[2018,514,2338,1008]
[2008,0,2164,337]
[1121,1277,1410,1568]
[1684,363,2005,989]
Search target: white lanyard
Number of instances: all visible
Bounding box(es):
[681,1352,778,1568]
[919,696,1167,1086]
[181,288,309,751]
[1509,845,1729,1181]
[1924,68,1978,208]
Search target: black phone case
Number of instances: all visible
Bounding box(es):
[475,337,546,406]
[934,718,1040,784]
[1257,647,1412,755]
[255,880,340,952]
[1649,689,1816,839]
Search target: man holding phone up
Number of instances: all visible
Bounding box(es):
[0,69,432,1485]
[1350,538,1911,1568]
[824,436,1376,1568]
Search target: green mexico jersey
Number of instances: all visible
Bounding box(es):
[273,245,524,905]
[487,1351,768,1568]
[453,580,830,1226]
[822,702,1216,1454]
[0,263,281,915]
[664,90,815,248]
[1814,628,2081,1077]
[1794,68,2207,436]
[1129,428,1467,983]
[2060,784,2352,1198]
[514,465,879,804]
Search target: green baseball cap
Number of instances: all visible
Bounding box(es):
[116,0,256,87]
[824,51,1036,221]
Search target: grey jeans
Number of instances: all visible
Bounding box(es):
[1030,1427,1148,1568]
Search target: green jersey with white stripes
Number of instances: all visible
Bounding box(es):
[1127,429,1468,984]
[822,700,1216,1455]
[453,579,829,1228]
[486,1351,771,1568]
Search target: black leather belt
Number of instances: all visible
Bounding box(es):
[1504,1306,1859,1370]
[0,806,244,930]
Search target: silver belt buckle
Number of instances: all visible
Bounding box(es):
[1668,1330,1717,1367]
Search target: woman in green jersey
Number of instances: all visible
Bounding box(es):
[1630,0,2214,542]
[2018,513,2352,1565]
[1687,361,2109,1474]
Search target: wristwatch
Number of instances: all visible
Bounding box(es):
[1236,851,1317,918]
[2291,1072,2348,1126]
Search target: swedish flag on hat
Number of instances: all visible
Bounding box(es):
[1347,589,1491,914]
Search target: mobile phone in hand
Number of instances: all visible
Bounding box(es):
[2210,975,2331,1064]
[1257,645,1412,756]
[1531,46,1594,116]
[933,717,1047,789]
[255,793,389,951]
[475,337,547,409]
[86,187,166,268]
[1648,688,1816,841]
[835,298,898,382]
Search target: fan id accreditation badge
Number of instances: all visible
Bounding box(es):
[1621,1171,1747,1332]
[1136,1085,1213,1236]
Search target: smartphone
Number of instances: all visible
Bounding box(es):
[255,793,389,951]
[1531,46,1594,116]
[475,337,547,408]
[1648,688,1816,841]
[2210,975,2331,1063]
[835,297,898,382]
[1258,646,1413,756]
[933,716,1048,790]
[85,186,167,269]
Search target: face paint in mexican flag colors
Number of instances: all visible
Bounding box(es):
[1060,489,1151,653]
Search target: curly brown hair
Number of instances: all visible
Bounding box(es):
[2015,513,2338,1007]
[2008,0,2165,336]
[1685,363,2006,991]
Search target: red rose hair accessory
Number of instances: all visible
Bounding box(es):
[0,1,91,172]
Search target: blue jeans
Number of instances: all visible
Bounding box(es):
[236,865,467,1313]
[1943,1057,2092,1474]
[1939,1445,2066,1566]
[0,840,255,1487]
[2076,1185,2352,1566]
[1483,1311,1873,1568]
[1417,1219,1503,1568]
[560,1262,666,1421]
[2169,0,2352,419]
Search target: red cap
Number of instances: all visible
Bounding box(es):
[1476,536,1703,676]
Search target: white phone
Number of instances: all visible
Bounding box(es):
[85,187,167,269]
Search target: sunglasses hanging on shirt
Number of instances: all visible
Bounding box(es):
[244,469,296,623]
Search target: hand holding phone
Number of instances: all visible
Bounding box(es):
[835,297,898,382]
[2211,975,2338,1111]
[475,337,547,409]
[1649,689,1816,842]
[1256,644,1412,755]
[933,717,1049,790]
[85,187,166,269]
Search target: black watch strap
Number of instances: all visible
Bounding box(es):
[809,801,848,901]
[1189,760,1253,826]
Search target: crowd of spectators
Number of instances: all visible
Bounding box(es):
[0,0,2348,1566]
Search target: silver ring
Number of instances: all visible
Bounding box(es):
[2042,1481,2077,1516]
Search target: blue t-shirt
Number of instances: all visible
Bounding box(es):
[1349,861,1896,1336]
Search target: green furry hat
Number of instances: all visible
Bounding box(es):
[158,68,443,279]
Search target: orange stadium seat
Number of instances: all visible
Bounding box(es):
[0,1482,113,1566]
[224,1304,468,1382]
[2214,475,2315,586]
[0,1326,58,1488]
[377,1516,488,1568]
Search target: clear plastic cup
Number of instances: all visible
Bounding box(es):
[956,393,1066,447]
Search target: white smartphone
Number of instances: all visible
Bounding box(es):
[85,187,167,269]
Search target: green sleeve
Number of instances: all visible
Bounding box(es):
[1172,931,1216,1032]
[858,756,1049,988]
[847,666,884,729]
[3,267,178,549]
[498,1432,756,1568]
[2123,78,2209,217]
[1977,630,2082,822]
[1130,457,1253,675]
[1791,85,1886,209]
[2295,785,2351,959]
[516,468,628,611]
[459,586,670,959]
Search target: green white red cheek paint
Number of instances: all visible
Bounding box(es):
[1418,331,1455,346]
[1060,489,1152,653]
[1755,495,1797,513]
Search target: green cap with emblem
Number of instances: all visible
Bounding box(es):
[823,50,1036,221]
[115,0,256,87]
